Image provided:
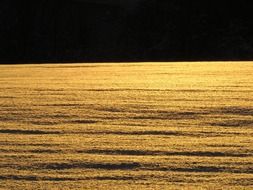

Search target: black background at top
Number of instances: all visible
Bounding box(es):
[0,0,253,63]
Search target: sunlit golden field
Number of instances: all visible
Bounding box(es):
[0,62,252,189]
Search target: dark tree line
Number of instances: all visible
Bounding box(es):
[0,0,253,63]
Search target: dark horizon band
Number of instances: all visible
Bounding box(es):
[0,0,252,63]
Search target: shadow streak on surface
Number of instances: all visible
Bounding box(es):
[80,149,251,157]
[0,175,145,181]
[0,175,82,181]
[209,120,253,127]
[0,129,60,135]
[25,162,253,174]
[152,166,253,174]
[216,107,253,116]
[84,130,186,136]
[39,162,141,170]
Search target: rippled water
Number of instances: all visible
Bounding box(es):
[0,62,253,189]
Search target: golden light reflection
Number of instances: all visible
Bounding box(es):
[0,62,252,189]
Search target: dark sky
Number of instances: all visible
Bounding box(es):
[0,0,253,63]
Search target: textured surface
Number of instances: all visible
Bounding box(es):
[0,62,253,189]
